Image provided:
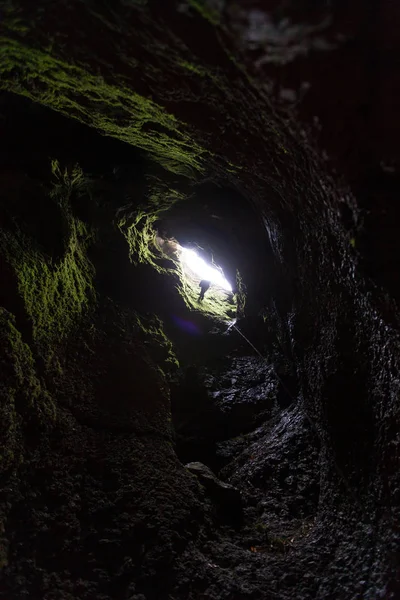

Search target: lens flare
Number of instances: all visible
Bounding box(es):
[180,248,232,292]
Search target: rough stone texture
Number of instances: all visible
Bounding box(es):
[203,356,280,433]
[185,461,243,524]
[0,1,399,599]
[228,0,400,300]
[171,356,280,467]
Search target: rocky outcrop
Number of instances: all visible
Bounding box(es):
[228,0,400,300]
[185,461,243,525]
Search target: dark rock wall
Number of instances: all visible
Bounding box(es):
[228,0,400,299]
[0,1,399,599]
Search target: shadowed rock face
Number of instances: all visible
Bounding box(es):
[0,2,399,599]
[228,0,400,299]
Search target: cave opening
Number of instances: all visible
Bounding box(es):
[179,247,232,294]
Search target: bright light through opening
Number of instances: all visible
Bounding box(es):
[180,248,232,292]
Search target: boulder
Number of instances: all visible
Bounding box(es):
[185,461,243,525]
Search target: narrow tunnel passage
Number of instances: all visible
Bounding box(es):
[0,2,399,598]
[0,88,320,595]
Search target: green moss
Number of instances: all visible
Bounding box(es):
[117,175,236,322]
[118,186,236,321]
[120,211,160,268]
[135,313,179,373]
[49,159,90,203]
[0,37,207,178]
[0,1,30,34]
[15,228,94,355]
[187,0,220,25]
[178,60,208,77]
[118,178,184,273]
[119,210,236,322]
[2,18,29,34]
[0,308,55,475]
[0,162,96,364]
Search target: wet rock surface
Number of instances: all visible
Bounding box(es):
[171,355,281,464]
[203,357,280,432]
[222,404,320,526]
[171,406,322,599]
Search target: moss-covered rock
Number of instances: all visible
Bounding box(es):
[0,36,207,178]
[117,177,185,272]
[0,162,96,365]
[0,308,55,475]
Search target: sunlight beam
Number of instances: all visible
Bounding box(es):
[180,248,232,292]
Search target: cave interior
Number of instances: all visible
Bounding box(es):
[0,2,399,600]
